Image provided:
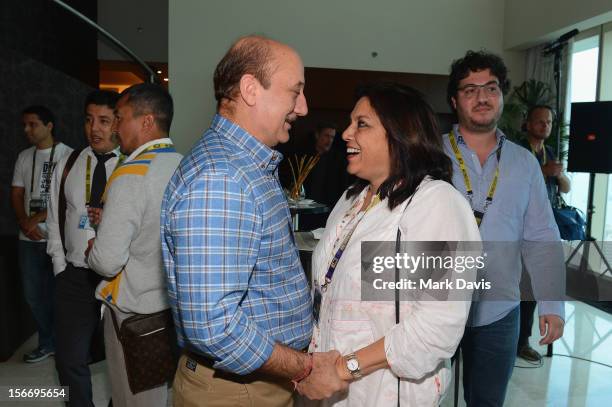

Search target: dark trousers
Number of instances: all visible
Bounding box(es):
[460,305,520,407]
[518,301,537,349]
[18,240,55,350]
[54,263,103,407]
[518,266,537,350]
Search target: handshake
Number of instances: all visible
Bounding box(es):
[294,350,353,400]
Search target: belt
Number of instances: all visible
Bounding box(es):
[183,350,290,387]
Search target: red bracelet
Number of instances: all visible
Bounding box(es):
[291,352,313,390]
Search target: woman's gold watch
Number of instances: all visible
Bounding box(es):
[344,353,362,379]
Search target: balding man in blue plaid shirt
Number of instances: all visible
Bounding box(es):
[161,36,347,406]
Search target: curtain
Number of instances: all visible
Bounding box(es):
[524,42,571,156]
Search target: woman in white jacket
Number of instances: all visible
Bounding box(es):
[297,83,481,406]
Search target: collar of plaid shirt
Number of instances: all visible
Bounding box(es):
[212,114,284,174]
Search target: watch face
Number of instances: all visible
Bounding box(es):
[347,358,359,371]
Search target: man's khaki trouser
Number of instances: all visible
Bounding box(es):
[173,353,294,407]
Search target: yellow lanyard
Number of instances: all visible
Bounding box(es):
[86,156,91,204]
[449,131,502,226]
[138,143,173,156]
[85,152,125,205]
[529,144,547,166]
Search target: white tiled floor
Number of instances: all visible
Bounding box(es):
[1,301,611,406]
[442,301,612,407]
[0,334,111,406]
[0,335,172,406]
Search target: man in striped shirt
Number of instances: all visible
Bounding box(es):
[162,36,346,406]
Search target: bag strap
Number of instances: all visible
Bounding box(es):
[59,149,82,254]
[394,186,419,407]
[395,228,401,406]
[395,229,401,324]
[106,305,123,343]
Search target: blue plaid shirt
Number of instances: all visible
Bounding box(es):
[161,114,312,374]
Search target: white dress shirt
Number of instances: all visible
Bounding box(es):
[46,146,121,275]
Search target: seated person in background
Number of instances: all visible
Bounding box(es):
[279,123,352,230]
[304,123,350,207]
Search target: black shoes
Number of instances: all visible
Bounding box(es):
[517,345,542,362]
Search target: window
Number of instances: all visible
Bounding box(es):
[565,35,599,218]
[601,24,612,242]
[566,24,612,270]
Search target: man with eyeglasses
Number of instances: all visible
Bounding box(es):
[442,50,565,406]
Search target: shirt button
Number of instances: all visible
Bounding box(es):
[272,154,277,160]
[260,164,265,169]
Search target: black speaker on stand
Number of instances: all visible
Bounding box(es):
[565,101,612,302]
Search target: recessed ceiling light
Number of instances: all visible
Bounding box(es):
[163,78,169,82]
[156,70,162,74]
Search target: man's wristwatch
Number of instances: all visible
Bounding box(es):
[344,353,362,379]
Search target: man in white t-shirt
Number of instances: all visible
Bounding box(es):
[46,90,121,406]
[11,106,72,363]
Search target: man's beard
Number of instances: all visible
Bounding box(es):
[464,106,502,133]
[468,116,498,132]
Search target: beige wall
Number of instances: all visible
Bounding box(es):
[504,0,612,49]
[169,0,525,153]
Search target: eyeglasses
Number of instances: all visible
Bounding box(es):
[457,81,501,99]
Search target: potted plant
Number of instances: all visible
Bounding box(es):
[499,79,568,159]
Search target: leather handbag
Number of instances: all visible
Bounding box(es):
[109,308,179,394]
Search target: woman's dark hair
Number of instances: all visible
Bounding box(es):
[346,82,453,210]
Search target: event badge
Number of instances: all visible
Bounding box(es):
[78,214,94,231]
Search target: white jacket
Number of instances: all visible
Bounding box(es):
[309,179,481,406]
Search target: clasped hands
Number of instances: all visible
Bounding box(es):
[296,350,352,400]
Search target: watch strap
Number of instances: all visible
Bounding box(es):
[344,352,362,379]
